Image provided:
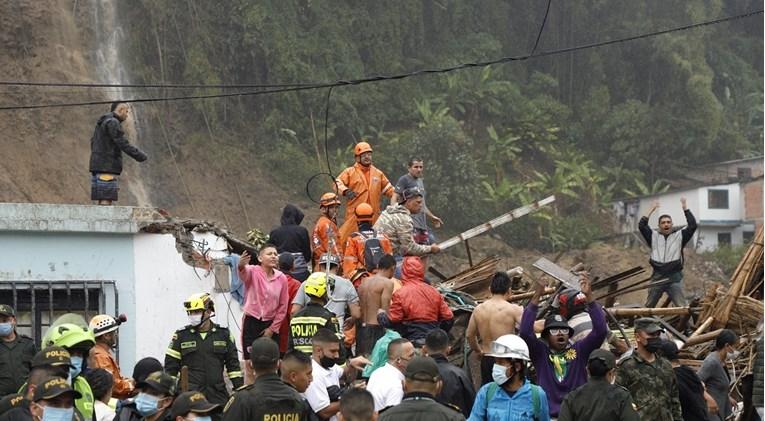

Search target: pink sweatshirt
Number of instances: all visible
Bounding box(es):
[238,264,289,332]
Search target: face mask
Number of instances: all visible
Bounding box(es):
[40,406,74,421]
[135,393,160,416]
[69,356,83,379]
[491,363,511,385]
[319,354,339,369]
[188,314,202,326]
[645,337,662,354]
[0,322,13,337]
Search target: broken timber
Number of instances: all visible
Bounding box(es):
[436,195,555,250]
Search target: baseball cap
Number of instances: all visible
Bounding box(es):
[31,347,73,368]
[0,394,27,416]
[0,305,15,317]
[33,377,82,402]
[136,371,177,396]
[170,392,221,419]
[587,349,616,370]
[398,187,423,204]
[250,337,279,365]
[542,314,574,337]
[634,317,664,334]
[404,356,440,383]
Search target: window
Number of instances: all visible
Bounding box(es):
[737,167,752,180]
[708,189,729,209]
[744,231,755,244]
[718,232,732,246]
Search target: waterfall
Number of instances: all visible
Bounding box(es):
[91,0,152,207]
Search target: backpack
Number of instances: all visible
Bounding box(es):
[353,231,385,272]
[485,382,541,420]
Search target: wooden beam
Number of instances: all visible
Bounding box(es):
[607,307,691,317]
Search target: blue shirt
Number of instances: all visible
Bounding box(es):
[468,379,550,421]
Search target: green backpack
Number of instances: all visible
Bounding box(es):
[485,382,541,420]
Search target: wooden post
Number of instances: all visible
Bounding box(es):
[681,329,724,348]
[606,307,691,317]
[464,239,474,267]
[689,316,714,339]
[180,366,189,392]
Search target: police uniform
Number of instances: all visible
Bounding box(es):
[289,303,340,353]
[3,377,84,421]
[0,305,37,396]
[559,379,638,421]
[165,323,243,405]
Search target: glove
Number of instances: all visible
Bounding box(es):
[345,190,357,200]
[326,385,342,402]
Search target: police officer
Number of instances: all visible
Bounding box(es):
[165,293,243,411]
[616,317,683,421]
[290,273,341,353]
[378,356,463,421]
[45,324,96,421]
[222,338,309,421]
[558,349,639,421]
[0,305,37,396]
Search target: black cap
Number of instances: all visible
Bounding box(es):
[33,377,82,402]
[634,317,663,334]
[170,392,221,419]
[404,356,440,383]
[136,371,177,396]
[399,187,423,204]
[588,349,616,370]
[132,357,163,384]
[0,305,15,317]
[250,337,279,365]
[31,347,73,368]
[0,394,27,416]
[542,314,574,337]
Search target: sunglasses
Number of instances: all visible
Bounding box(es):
[548,328,569,336]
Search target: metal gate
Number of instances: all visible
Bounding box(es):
[0,280,118,346]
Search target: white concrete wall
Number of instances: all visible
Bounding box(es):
[697,183,742,222]
[132,232,244,367]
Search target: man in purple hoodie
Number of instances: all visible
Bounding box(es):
[519,274,607,418]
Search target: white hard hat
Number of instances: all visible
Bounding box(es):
[485,334,530,361]
[89,314,119,337]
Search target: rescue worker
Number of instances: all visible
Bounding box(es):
[377,256,453,347]
[114,371,176,421]
[222,338,309,421]
[616,317,683,421]
[335,141,395,248]
[558,349,639,421]
[290,272,341,353]
[468,335,550,421]
[28,377,84,421]
[378,356,464,421]
[423,329,475,417]
[0,305,37,396]
[342,203,393,286]
[313,192,343,269]
[88,314,134,399]
[164,293,243,410]
[45,324,96,421]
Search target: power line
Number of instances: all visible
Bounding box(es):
[0,8,760,112]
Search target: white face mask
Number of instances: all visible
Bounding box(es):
[492,363,511,385]
[188,314,203,326]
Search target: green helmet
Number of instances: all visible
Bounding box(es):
[45,323,96,351]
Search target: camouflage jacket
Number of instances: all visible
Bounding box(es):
[616,352,683,421]
[373,205,431,256]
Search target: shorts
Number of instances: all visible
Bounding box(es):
[241,315,279,360]
[356,323,386,357]
[91,173,119,201]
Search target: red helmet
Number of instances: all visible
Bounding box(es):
[354,203,374,221]
[320,192,341,207]
[354,142,373,156]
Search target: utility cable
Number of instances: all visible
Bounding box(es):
[529,0,552,57]
[0,9,760,111]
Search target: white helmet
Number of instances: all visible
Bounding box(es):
[89,314,120,337]
[485,334,530,361]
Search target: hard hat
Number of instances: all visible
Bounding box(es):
[183,292,214,312]
[319,192,341,208]
[46,323,96,351]
[89,315,120,337]
[354,203,374,221]
[485,334,530,360]
[354,141,373,156]
[304,272,328,298]
[318,254,341,267]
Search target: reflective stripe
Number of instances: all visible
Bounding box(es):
[228,371,243,378]
[165,348,181,359]
[295,345,313,353]
[292,316,332,324]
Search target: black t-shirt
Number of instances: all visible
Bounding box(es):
[674,365,711,421]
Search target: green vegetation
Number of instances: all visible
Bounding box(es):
[120,1,762,251]
[701,244,749,277]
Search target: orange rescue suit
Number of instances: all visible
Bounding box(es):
[312,215,341,267]
[335,163,394,247]
[342,231,393,281]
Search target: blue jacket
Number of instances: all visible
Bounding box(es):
[468,379,550,421]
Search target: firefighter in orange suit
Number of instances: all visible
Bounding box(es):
[342,203,393,286]
[335,141,394,248]
[312,192,342,269]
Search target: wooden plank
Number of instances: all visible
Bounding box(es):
[532,257,581,290]
[607,307,691,317]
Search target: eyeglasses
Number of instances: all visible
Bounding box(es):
[548,328,569,336]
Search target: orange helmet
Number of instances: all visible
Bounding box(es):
[354,203,374,221]
[319,192,341,207]
[354,141,373,156]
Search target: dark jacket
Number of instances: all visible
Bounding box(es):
[114,402,170,421]
[0,334,36,396]
[2,405,83,421]
[431,354,475,417]
[379,392,464,421]
[673,365,711,421]
[558,378,639,421]
[269,205,312,263]
[89,112,147,175]
[222,373,310,421]
[164,324,243,404]
[289,302,340,353]
[754,335,763,408]
[638,209,697,275]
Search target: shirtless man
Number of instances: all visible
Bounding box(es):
[466,271,525,386]
[355,254,397,356]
